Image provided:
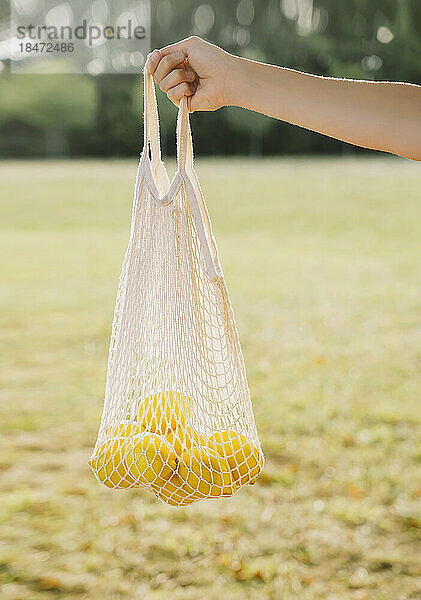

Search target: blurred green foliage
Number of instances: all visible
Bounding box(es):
[1,0,420,157]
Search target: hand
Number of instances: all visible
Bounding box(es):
[146,36,236,112]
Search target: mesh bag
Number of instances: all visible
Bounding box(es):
[89,70,264,506]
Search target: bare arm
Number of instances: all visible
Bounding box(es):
[146,36,421,161]
[229,59,421,161]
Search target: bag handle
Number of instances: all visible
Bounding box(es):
[176,95,193,172]
[143,67,193,173]
[142,68,221,281]
[143,68,162,167]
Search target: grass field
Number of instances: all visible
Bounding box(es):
[0,158,420,600]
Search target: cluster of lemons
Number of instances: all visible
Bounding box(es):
[89,391,262,506]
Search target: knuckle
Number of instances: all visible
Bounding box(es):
[161,55,173,68]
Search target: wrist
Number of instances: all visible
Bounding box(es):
[223,54,250,108]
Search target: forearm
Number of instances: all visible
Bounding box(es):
[227,56,421,161]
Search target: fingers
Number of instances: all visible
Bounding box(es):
[146,36,200,77]
[159,68,195,93]
[159,36,198,59]
[146,49,185,80]
[145,49,161,75]
[167,82,194,107]
[145,39,202,108]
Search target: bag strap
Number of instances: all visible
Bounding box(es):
[142,69,221,281]
[176,95,193,172]
[144,66,193,173]
[143,68,161,166]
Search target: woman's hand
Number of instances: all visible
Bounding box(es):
[146,36,236,112]
[147,36,421,160]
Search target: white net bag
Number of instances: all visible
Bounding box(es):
[89,70,264,506]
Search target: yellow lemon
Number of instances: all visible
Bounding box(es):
[105,422,142,438]
[126,432,178,488]
[177,446,238,498]
[153,473,197,507]
[165,425,207,457]
[207,430,263,486]
[138,391,191,434]
[89,427,139,489]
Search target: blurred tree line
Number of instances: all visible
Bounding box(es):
[1,0,420,158]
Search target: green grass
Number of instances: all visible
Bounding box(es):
[0,158,420,600]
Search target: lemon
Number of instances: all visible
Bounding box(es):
[89,422,141,489]
[126,432,178,488]
[207,430,263,486]
[165,425,207,457]
[138,391,191,434]
[177,446,238,498]
[154,473,197,507]
[105,422,143,438]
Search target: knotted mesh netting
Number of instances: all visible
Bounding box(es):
[89,69,264,506]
